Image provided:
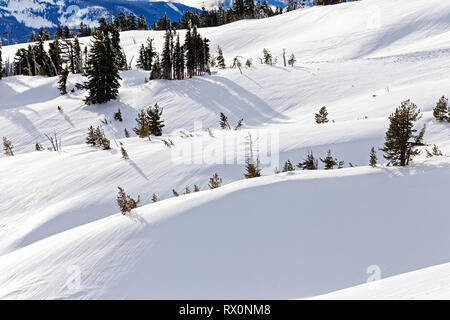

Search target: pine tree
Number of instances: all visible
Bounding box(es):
[124,128,130,138]
[208,173,222,189]
[86,126,97,146]
[150,55,162,80]
[137,38,156,71]
[432,144,443,156]
[315,106,329,124]
[114,108,123,122]
[173,34,185,80]
[216,46,225,69]
[184,186,191,194]
[57,67,69,95]
[282,160,294,172]
[121,146,129,160]
[3,137,14,156]
[194,185,200,192]
[380,99,426,166]
[244,157,262,178]
[116,187,140,215]
[152,193,158,202]
[370,147,377,167]
[137,15,148,30]
[35,142,43,151]
[320,149,338,170]
[161,29,173,80]
[147,103,165,136]
[134,109,151,138]
[297,151,318,170]
[262,48,272,65]
[219,112,231,129]
[288,53,296,67]
[72,36,83,74]
[432,96,449,122]
[172,189,179,197]
[84,19,122,105]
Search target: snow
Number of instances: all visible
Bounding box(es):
[312,262,450,300]
[0,0,450,299]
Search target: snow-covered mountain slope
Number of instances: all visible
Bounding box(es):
[0,0,450,299]
[0,160,449,299]
[313,262,450,300]
[0,0,199,44]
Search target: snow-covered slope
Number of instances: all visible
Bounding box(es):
[313,262,450,300]
[0,160,449,299]
[0,0,450,299]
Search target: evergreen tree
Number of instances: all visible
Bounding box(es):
[184,186,191,194]
[380,99,426,166]
[114,108,123,122]
[136,38,156,71]
[84,20,122,105]
[297,151,318,170]
[35,142,43,151]
[72,36,83,74]
[86,126,97,146]
[147,103,165,136]
[369,147,377,167]
[3,137,14,156]
[161,29,173,80]
[216,46,226,69]
[173,34,185,80]
[121,146,129,160]
[57,67,69,95]
[244,156,262,178]
[152,193,158,202]
[282,160,294,172]
[150,55,162,80]
[194,185,200,192]
[315,106,329,124]
[262,48,272,65]
[320,149,338,170]
[288,53,296,67]
[48,37,62,76]
[172,189,179,197]
[134,109,151,138]
[432,96,449,122]
[116,187,140,215]
[137,15,148,30]
[432,144,443,156]
[208,173,222,189]
[219,112,231,129]
[124,128,130,138]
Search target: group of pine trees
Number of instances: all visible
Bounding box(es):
[12,28,83,78]
[136,23,211,80]
[86,126,111,150]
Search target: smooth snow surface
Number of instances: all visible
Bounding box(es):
[0,0,449,299]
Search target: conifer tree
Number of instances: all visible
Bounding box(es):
[116,187,140,215]
[432,96,449,122]
[315,106,329,124]
[124,128,130,138]
[173,34,185,80]
[219,112,231,129]
[380,99,426,166]
[136,38,156,71]
[86,126,97,146]
[320,149,338,170]
[208,173,222,189]
[244,156,262,178]
[72,36,83,74]
[262,48,272,65]
[121,146,129,160]
[147,103,165,136]
[432,144,443,156]
[297,151,318,170]
[216,46,226,69]
[57,67,69,95]
[152,193,158,202]
[172,189,179,197]
[184,186,191,194]
[194,185,200,192]
[370,147,377,167]
[288,53,296,67]
[150,55,162,80]
[3,137,14,156]
[0,40,3,80]
[161,29,173,80]
[114,108,123,122]
[282,160,294,172]
[134,109,151,138]
[35,142,43,151]
[84,19,122,105]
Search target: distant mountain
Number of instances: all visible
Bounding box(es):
[0,0,200,44]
